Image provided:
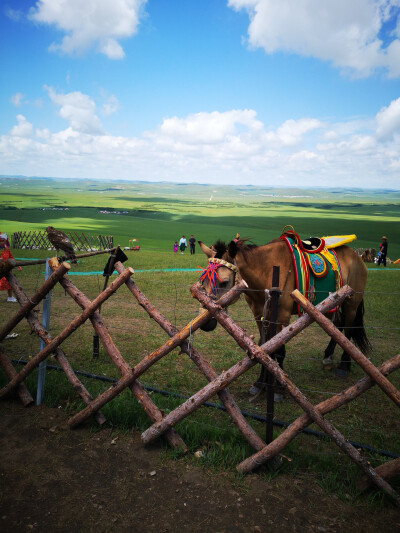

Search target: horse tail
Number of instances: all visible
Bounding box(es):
[349,300,371,354]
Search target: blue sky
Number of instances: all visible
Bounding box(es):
[1,0,400,188]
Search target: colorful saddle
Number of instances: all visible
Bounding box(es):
[280,229,345,315]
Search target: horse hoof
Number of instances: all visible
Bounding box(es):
[322,359,333,371]
[274,393,284,402]
[249,385,262,396]
[335,368,349,378]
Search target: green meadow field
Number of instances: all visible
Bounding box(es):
[1,176,400,258]
[1,176,399,505]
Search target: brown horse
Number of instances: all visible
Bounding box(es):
[199,237,370,390]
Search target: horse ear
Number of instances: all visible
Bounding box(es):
[228,240,238,258]
[198,241,216,258]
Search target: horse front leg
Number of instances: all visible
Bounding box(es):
[249,344,286,398]
[322,312,344,371]
[335,331,352,377]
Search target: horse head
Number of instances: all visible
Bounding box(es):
[198,240,239,331]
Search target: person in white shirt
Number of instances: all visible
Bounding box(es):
[179,235,187,254]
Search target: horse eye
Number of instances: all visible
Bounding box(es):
[220,281,229,289]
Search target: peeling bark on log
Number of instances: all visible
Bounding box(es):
[0,262,70,342]
[0,346,34,406]
[67,281,247,429]
[142,285,400,506]
[5,273,106,425]
[115,263,265,452]
[357,457,400,491]
[292,290,400,407]
[49,261,186,451]
[237,353,400,473]
[0,267,134,400]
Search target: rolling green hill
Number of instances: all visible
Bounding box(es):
[1,177,399,258]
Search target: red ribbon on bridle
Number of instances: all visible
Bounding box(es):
[198,262,222,295]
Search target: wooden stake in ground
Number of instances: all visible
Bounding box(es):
[140,285,352,445]
[291,290,400,407]
[0,266,134,400]
[142,285,400,506]
[116,263,265,452]
[48,259,186,451]
[237,352,400,473]
[66,281,247,429]
[5,272,107,425]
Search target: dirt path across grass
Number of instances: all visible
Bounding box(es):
[0,400,399,533]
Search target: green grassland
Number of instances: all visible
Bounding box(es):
[1,177,400,258]
[1,176,400,504]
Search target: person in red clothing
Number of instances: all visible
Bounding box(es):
[0,233,20,302]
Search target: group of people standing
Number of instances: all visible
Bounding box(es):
[174,235,196,255]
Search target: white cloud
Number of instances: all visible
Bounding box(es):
[101,94,120,116]
[10,93,25,107]
[5,8,24,22]
[45,86,104,134]
[228,0,400,77]
[152,110,263,145]
[9,115,33,137]
[29,0,147,59]
[1,97,399,188]
[376,97,400,140]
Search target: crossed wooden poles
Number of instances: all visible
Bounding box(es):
[0,260,399,505]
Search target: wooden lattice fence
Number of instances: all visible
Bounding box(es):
[12,231,113,251]
[0,258,399,506]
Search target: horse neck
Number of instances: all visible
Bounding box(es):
[233,245,277,290]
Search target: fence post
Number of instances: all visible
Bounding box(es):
[36,258,52,405]
[265,266,280,445]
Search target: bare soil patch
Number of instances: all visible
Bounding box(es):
[0,400,399,533]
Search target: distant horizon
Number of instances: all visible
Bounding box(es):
[0,174,399,193]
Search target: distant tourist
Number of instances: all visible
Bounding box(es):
[173,241,178,254]
[378,236,388,267]
[179,235,187,254]
[0,233,21,302]
[189,235,196,255]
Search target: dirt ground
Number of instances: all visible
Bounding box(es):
[0,400,399,533]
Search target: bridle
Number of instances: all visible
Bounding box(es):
[199,257,239,295]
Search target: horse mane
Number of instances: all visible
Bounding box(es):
[212,240,229,259]
[227,238,258,259]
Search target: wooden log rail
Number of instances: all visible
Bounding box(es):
[237,352,400,473]
[5,272,106,425]
[0,258,17,279]
[0,267,134,400]
[292,291,400,407]
[115,263,265,452]
[142,284,400,506]
[140,285,351,445]
[0,262,70,342]
[66,280,248,429]
[15,247,118,267]
[48,259,186,451]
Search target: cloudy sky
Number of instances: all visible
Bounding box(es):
[1,0,400,188]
